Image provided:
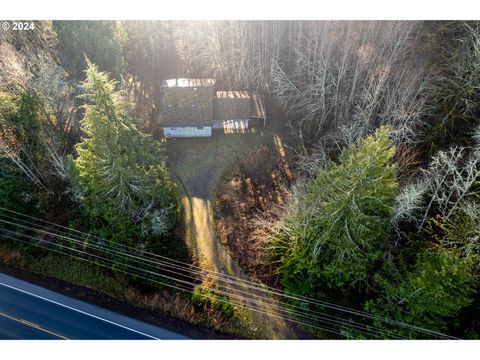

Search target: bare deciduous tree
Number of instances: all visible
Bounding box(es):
[0,42,29,90]
[418,147,480,229]
[28,54,78,150]
[1,27,77,191]
[174,21,283,90]
[273,21,428,148]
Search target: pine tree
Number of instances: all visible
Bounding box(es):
[365,249,477,337]
[71,61,178,247]
[271,127,398,293]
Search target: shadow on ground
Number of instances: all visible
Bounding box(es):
[166,130,300,339]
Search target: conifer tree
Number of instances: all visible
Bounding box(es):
[365,249,477,336]
[71,61,178,246]
[271,127,398,293]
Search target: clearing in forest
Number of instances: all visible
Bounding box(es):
[166,129,298,339]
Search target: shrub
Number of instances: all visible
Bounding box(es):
[425,206,480,262]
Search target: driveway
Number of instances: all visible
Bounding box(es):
[167,132,298,339]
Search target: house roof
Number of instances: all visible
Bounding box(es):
[159,79,267,127]
[214,91,267,119]
[160,86,215,126]
[214,91,251,120]
[161,78,216,88]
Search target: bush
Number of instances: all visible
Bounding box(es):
[191,287,235,317]
[425,206,480,262]
[0,160,38,214]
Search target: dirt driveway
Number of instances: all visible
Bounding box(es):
[166,131,299,339]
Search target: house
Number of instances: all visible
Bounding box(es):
[160,78,266,138]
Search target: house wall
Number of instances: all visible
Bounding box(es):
[163,126,212,138]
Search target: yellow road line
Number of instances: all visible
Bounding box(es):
[0,311,69,339]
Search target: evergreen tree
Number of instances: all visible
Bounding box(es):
[53,21,126,80]
[365,249,477,337]
[71,61,178,247]
[271,127,398,293]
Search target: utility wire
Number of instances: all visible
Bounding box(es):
[0,207,457,339]
[0,207,426,328]
[0,208,455,339]
[0,230,354,339]
[0,213,404,339]
[0,224,397,339]
[0,213,408,339]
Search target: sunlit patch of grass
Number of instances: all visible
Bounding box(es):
[191,286,235,317]
[273,134,293,183]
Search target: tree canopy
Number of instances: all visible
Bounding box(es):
[71,61,178,247]
[53,21,126,80]
[366,249,477,336]
[270,127,398,293]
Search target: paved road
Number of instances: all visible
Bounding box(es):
[0,273,189,339]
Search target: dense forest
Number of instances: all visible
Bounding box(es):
[0,20,479,339]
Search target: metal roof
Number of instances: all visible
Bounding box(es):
[214,93,251,120]
[161,78,216,88]
[215,90,250,99]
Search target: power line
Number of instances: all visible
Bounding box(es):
[0,207,457,339]
[0,230,354,339]
[0,208,455,339]
[0,212,403,339]
[0,208,415,324]
[0,223,398,339]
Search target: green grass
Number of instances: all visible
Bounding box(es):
[167,130,271,194]
[191,286,235,317]
[25,253,126,298]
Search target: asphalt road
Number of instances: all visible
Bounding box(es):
[0,273,189,340]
